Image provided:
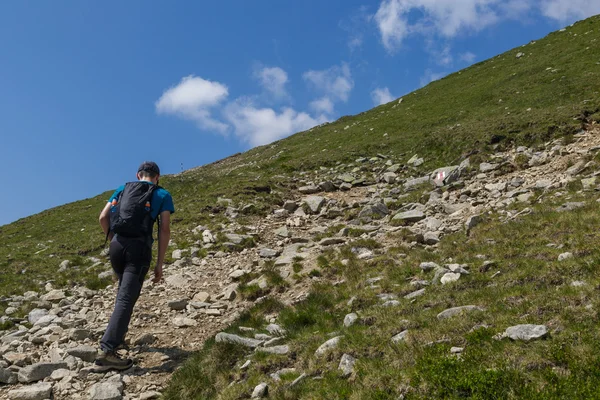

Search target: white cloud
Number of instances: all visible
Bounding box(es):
[375,0,499,53]
[540,0,600,22]
[374,0,600,53]
[224,99,327,146]
[155,75,229,132]
[310,97,335,115]
[460,51,477,63]
[254,66,289,99]
[420,69,447,87]
[371,87,395,105]
[303,63,354,102]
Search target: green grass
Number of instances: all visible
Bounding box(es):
[162,180,600,399]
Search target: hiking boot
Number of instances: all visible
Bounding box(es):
[94,350,133,371]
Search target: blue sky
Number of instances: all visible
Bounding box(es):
[1,1,599,226]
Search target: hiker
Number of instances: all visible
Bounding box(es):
[95,161,175,371]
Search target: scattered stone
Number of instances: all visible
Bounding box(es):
[215,332,263,348]
[441,273,461,285]
[391,330,409,343]
[419,262,440,271]
[319,237,346,246]
[172,317,197,328]
[168,299,189,311]
[251,382,268,398]
[344,313,358,327]
[437,305,484,320]
[393,210,426,223]
[66,345,97,362]
[27,308,49,325]
[299,185,320,194]
[193,292,211,303]
[89,381,123,400]
[315,336,342,356]
[404,289,425,299]
[256,345,289,355]
[502,324,548,341]
[338,354,356,377]
[8,382,53,400]
[0,367,17,384]
[18,362,68,383]
[259,248,280,258]
[558,252,573,261]
[303,196,326,214]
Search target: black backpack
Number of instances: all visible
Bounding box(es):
[107,182,160,243]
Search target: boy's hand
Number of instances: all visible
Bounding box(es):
[152,264,163,283]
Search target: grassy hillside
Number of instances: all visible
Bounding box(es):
[163,183,600,399]
[1,15,600,300]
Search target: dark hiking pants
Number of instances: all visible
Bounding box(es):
[100,236,151,352]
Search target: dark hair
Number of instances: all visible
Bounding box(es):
[137,161,160,178]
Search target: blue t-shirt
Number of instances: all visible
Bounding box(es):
[108,181,175,220]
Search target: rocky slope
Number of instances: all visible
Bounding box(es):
[1,125,600,399]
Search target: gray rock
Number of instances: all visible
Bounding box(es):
[419,262,440,271]
[391,330,409,343]
[256,345,289,355]
[299,185,320,194]
[172,249,183,259]
[274,226,290,238]
[343,313,358,327]
[502,324,548,341]
[8,382,53,400]
[168,299,189,311]
[172,317,197,328]
[229,270,247,280]
[404,289,425,299]
[441,272,461,284]
[555,202,586,212]
[393,210,426,223]
[338,353,356,377]
[134,333,157,346]
[339,182,352,191]
[215,332,263,348]
[315,336,342,356]
[18,362,68,383]
[358,203,389,220]
[581,177,597,191]
[423,231,440,245]
[283,200,298,212]
[266,324,286,336]
[404,176,429,189]
[251,382,268,398]
[66,345,97,362]
[319,181,337,192]
[193,291,211,303]
[437,306,484,320]
[431,166,459,187]
[41,290,65,302]
[319,237,346,246]
[337,173,355,183]
[558,252,573,261]
[303,196,326,214]
[465,215,483,233]
[383,172,397,184]
[0,367,18,384]
[28,309,49,325]
[259,248,280,258]
[479,162,498,173]
[89,381,123,400]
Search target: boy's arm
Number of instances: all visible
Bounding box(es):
[99,202,113,240]
[153,210,171,283]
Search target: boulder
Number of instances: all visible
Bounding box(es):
[502,324,548,341]
[303,196,326,214]
[8,382,53,400]
[393,210,426,223]
[18,362,68,383]
[215,332,263,348]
